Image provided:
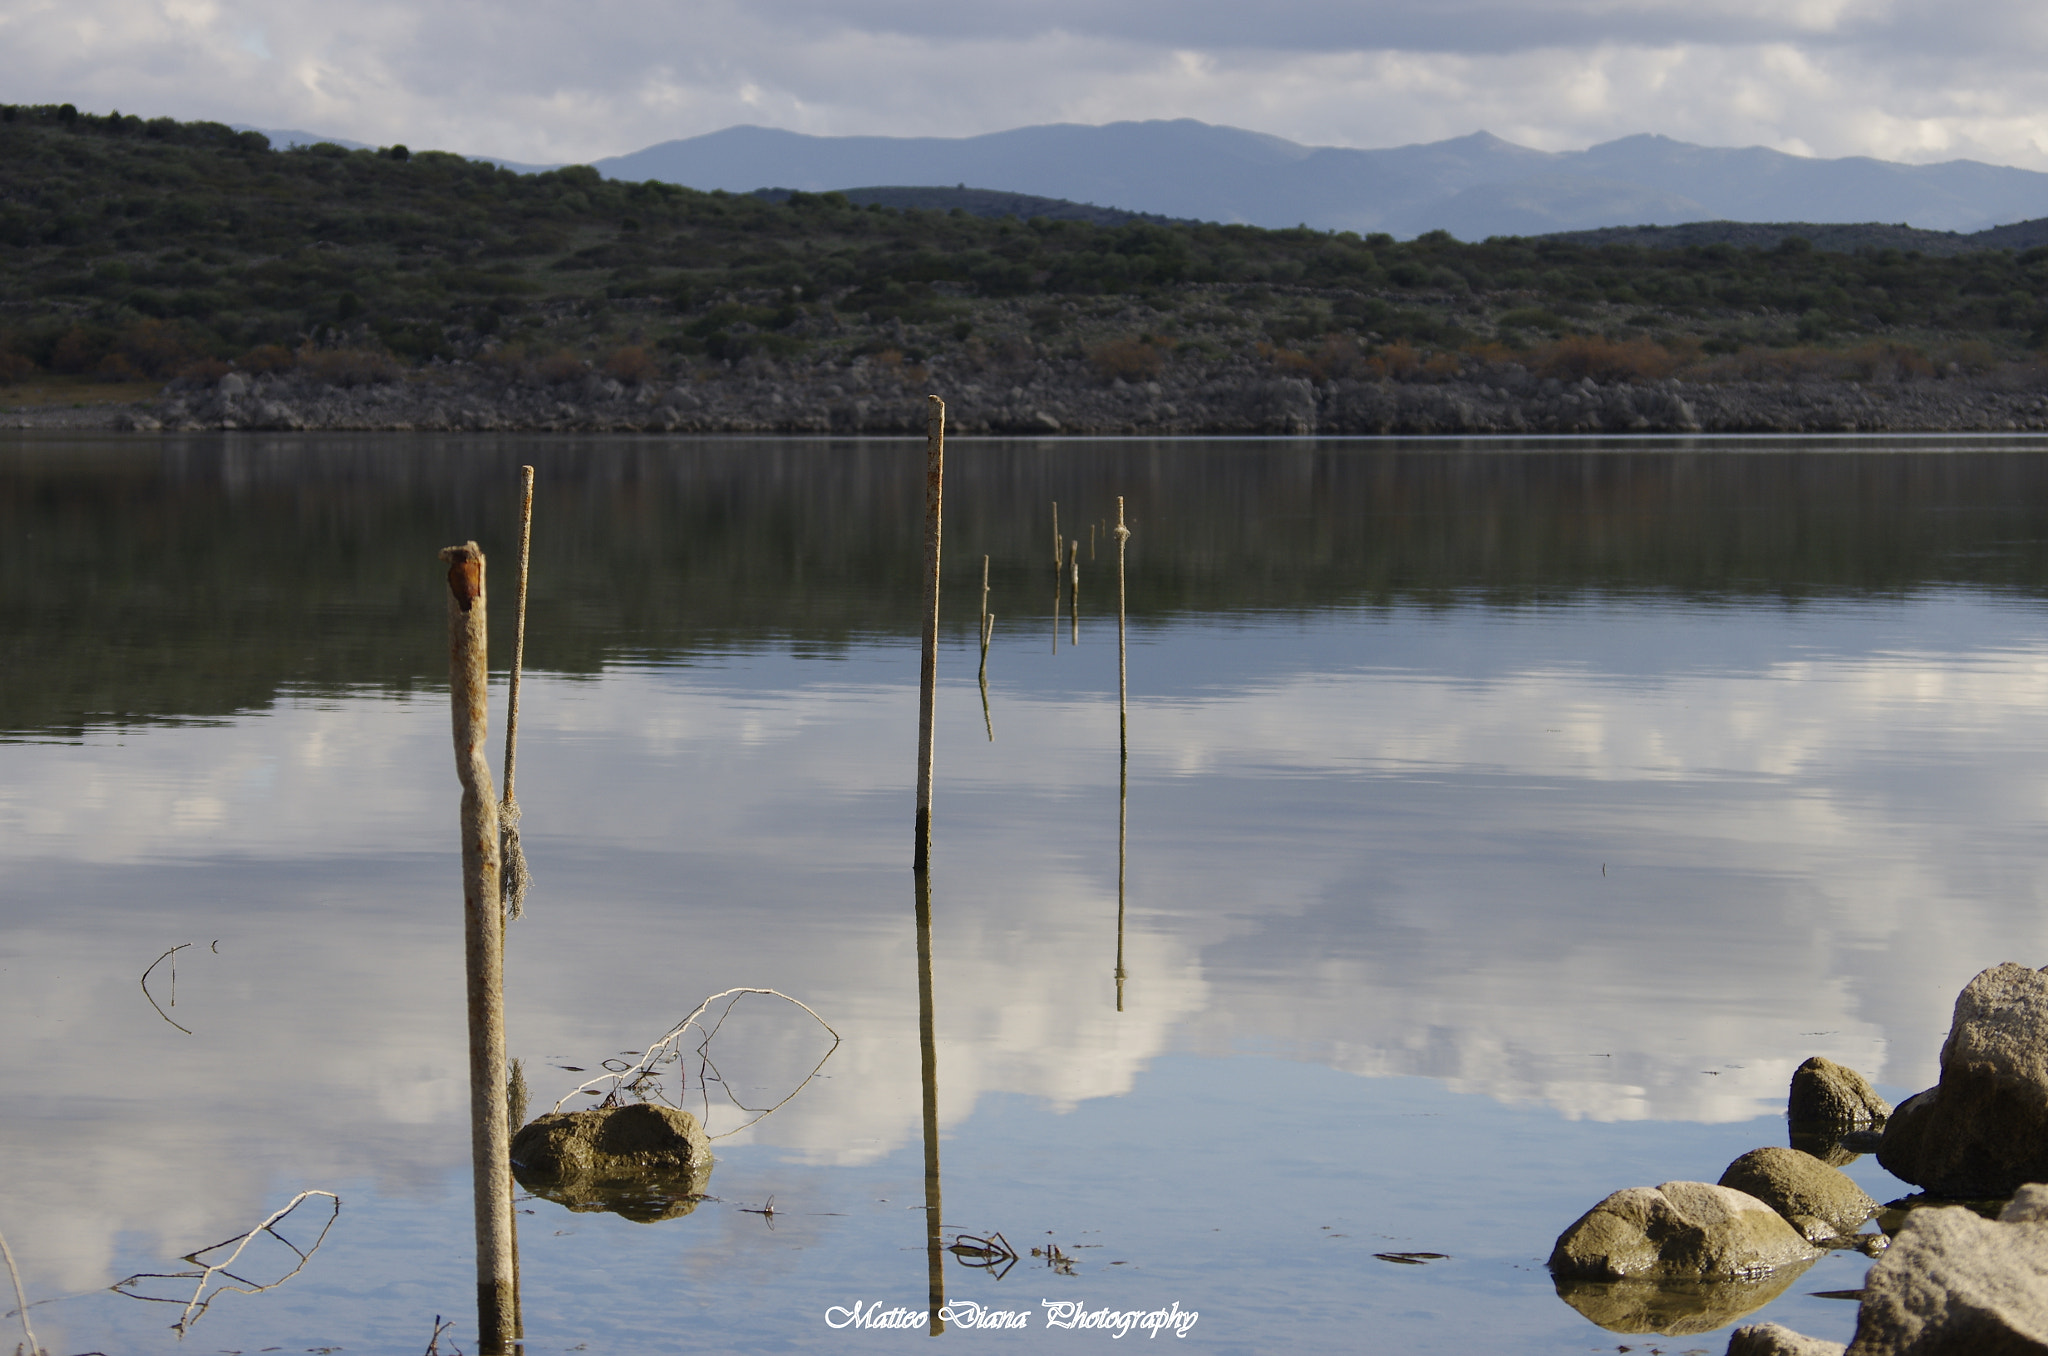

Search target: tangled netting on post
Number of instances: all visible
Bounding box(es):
[551,987,841,1141]
[499,797,530,922]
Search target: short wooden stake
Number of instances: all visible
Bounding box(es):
[438,541,516,1355]
[913,396,945,873]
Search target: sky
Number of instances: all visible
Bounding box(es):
[4,1,2048,175]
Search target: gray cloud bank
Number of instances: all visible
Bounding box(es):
[5,0,2048,175]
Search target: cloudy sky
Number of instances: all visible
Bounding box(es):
[5,1,2048,174]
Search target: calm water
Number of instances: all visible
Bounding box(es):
[7,434,2048,1354]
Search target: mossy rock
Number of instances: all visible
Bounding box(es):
[511,1103,713,1223]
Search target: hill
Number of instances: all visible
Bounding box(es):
[8,101,2048,420]
[1546,219,2048,257]
[749,185,1185,228]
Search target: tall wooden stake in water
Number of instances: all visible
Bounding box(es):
[913,395,946,873]
[979,555,994,741]
[915,867,946,1335]
[1070,539,1080,646]
[1114,499,1131,1010]
[439,541,516,1354]
[500,465,534,921]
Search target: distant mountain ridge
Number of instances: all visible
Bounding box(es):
[591,120,2048,240]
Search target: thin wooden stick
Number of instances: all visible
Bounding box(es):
[1116,499,1130,759]
[915,867,945,1335]
[1051,501,1060,568]
[500,465,535,922]
[1069,540,1079,646]
[438,540,515,1355]
[1115,498,1130,1011]
[913,396,945,872]
[0,1221,37,1356]
[980,613,994,742]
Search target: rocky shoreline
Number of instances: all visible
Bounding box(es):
[16,357,2048,436]
[1553,963,2048,1355]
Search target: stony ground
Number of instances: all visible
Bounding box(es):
[24,356,2042,437]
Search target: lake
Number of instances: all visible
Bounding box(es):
[5,433,2048,1354]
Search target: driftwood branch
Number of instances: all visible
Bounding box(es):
[111,1190,340,1334]
[140,943,193,1036]
[549,987,841,1140]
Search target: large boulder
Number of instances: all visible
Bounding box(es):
[1719,1146,1878,1243]
[1727,1323,1846,1356]
[1877,963,2048,1196]
[1790,1056,1892,1128]
[1841,1185,2048,1354]
[510,1103,713,1223]
[1550,1181,1822,1281]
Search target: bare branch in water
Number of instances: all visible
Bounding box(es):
[548,987,840,1139]
[140,944,193,1036]
[0,1220,39,1356]
[112,1190,340,1334]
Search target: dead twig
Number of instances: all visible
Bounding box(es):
[0,1219,40,1356]
[112,1190,340,1334]
[549,988,840,1141]
[140,944,193,1036]
[948,1231,1018,1280]
[422,1313,455,1354]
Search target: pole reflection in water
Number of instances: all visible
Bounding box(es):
[1114,498,1131,1012]
[915,867,945,1335]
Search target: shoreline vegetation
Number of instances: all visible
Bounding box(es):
[12,104,2048,433]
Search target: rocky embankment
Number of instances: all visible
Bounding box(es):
[23,355,2048,435]
[1551,963,2048,1356]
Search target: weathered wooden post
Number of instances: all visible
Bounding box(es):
[914,396,945,873]
[438,541,516,1354]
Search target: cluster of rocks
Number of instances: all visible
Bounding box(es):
[1552,963,2048,1355]
[66,357,2048,436]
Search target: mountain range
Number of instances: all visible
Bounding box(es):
[242,117,2048,242]
[592,120,2048,240]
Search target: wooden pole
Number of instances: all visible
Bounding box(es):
[1070,540,1079,646]
[913,396,945,873]
[915,867,946,1335]
[1116,499,1130,758]
[439,541,516,1355]
[1114,499,1130,1011]
[1051,501,1060,568]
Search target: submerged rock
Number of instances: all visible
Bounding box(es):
[510,1103,713,1223]
[1719,1146,1878,1243]
[1878,963,2048,1196]
[1726,1322,1846,1355]
[1790,1056,1892,1128]
[1550,1181,1822,1281]
[1841,1185,2048,1353]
